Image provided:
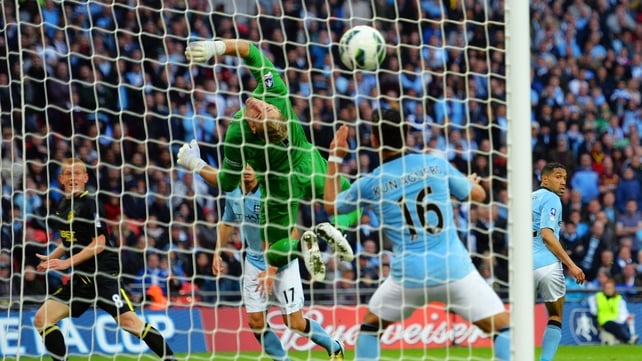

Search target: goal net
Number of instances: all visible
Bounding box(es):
[1,0,520,360]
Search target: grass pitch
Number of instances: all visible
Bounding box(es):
[5,345,640,360]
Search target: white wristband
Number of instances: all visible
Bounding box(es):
[194,159,207,172]
[328,155,343,164]
[213,41,226,56]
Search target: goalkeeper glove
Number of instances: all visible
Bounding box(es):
[177,140,207,172]
[185,40,226,63]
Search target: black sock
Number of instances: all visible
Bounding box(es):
[140,323,176,360]
[547,320,562,329]
[40,325,67,361]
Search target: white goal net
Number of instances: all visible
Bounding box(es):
[0,0,519,360]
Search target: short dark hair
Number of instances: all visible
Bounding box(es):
[372,109,407,150]
[542,162,566,176]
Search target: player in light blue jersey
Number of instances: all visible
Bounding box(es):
[323,109,511,361]
[532,162,585,361]
[213,165,344,361]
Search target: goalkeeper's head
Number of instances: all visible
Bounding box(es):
[371,108,407,152]
[243,97,288,143]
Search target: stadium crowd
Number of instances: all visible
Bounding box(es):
[1,0,642,307]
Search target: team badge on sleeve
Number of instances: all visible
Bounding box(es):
[549,208,557,221]
[263,73,274,88]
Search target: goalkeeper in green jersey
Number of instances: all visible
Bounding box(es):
[177,39,356,283]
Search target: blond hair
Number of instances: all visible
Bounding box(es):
[61,158,87,173]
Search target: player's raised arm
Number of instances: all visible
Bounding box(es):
[185,39,251,63]
[176,139,220,187]
[323,125,350,215]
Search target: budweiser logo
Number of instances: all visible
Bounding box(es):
[267,307,490,350]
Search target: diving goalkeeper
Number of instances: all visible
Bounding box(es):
[177,39,356,282]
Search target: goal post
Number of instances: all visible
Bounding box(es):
[506,0,535,360]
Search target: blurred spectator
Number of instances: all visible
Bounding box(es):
[356,254,378,304]
[122,234,147,286]
[599,156,620,195]
[588,278,639,345]
[615,245,634,271]
[0,256,17,305]
[122,178,148,221]
[614,262,642,302]
[578,221,610,280]
[21,264,47,305]
[192,251,215,302]
[615,199,642,246]
[214,259,241,303]
[588,267,613,291]
[615,167,642,213]
[217,242,242,300]
[561,221,583,258]
[602,191,618,225]
[569,208,590,239]
[470,204,508,280]
[571,153,600,206]
[335,264,357,305]
[160,251,184,298]
[133,252,169,298]
[354,212,380,251]
[196,209,218,250]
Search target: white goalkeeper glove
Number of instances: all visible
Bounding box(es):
[177,140,207,172]
[185,40,226,63]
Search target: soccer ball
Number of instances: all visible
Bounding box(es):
[338,25,386,70]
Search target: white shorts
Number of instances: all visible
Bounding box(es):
[368,271,505,323]
[534,262,565,302]
[243,259,304,315]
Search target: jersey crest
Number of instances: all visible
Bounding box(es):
[263,73,274,88]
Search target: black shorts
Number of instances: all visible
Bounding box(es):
[49,274,135,318]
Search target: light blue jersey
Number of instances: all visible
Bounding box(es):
[222,186,265,270]
[335,153,476,288]
[531,187,563,269]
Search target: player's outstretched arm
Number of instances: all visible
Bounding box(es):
[176,140,219,187]
[185,39,251,63]
[323,125,350,215]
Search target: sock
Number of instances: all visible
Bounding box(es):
[540,320,562,361]
[40,325,67,361]
[140,323,176,360]
[493,327,511,361]
[305,318,339,355]
[356,323,380,361]
[254,328,289,361]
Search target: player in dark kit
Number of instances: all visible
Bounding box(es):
[33,158,177,361]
